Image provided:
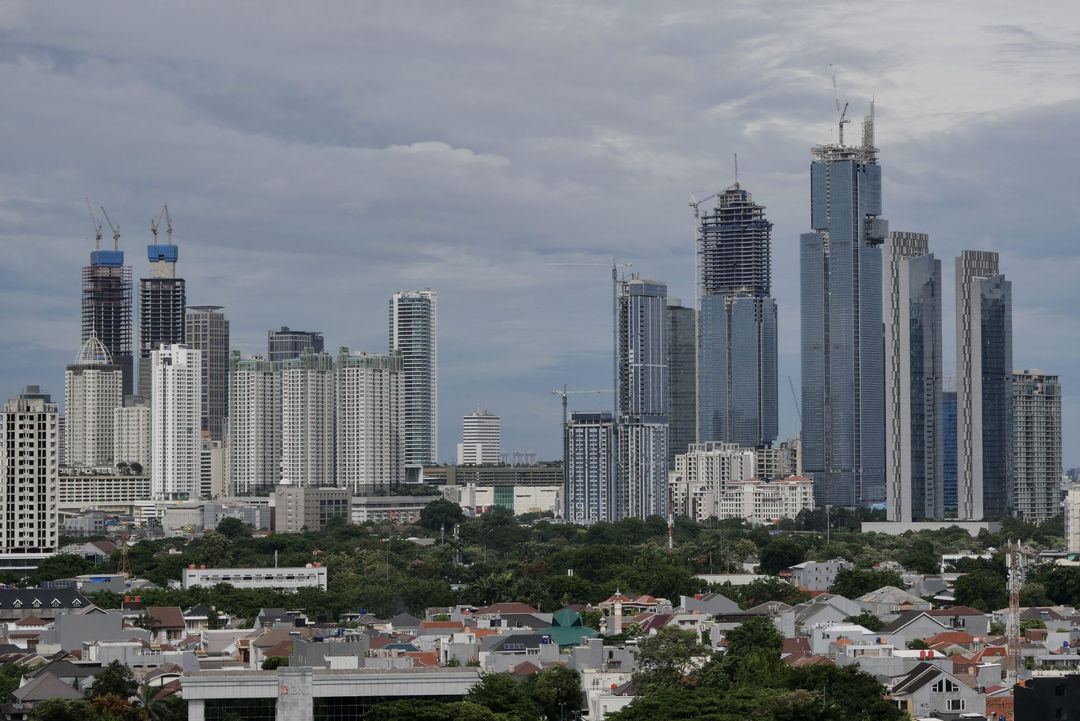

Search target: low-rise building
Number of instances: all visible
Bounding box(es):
[888,662,986,718]
[351,495,441,524]
[787,559,852,592]
[57,472,151,509]
[182,564,328,592]
[441,484,560,517]
[273,485,352,534]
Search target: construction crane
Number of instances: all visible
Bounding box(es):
[163,202,173,244]
[551,386,611,424]
[831,64,851,145]
[84,198,103,250]
[99,206,120,251]
[151,204,168,242]
[788,376,802,425]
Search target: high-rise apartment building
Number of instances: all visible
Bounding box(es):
[666,298,696,468]
[458,409,501,465]
[884,232,943,522]
[390,290,438,466]
[150,344,201,500]
[280,350,336,487]
[114,401,151,473]
[138,242,186,399]
[64,335,123,469]
[0,394,59,571]
[697,184,777,449]
[669,442,756,521]
[956,250,1013,519]
[618,278,669,519]
[563,411,618,524]
[800,107,888,507]
[82,241,133,396]
[335,348,403,494]
[228,352,282,495]
[200,434,226,499]
[1012,370,1061,523]
[185,306,230,441]
[267,327,324,363]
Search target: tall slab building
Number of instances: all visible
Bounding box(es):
[563,411,618,524]
[884,232,943,521]
[0,394,58,572]
[280,350,336,487]
[150,344,201,500]
[800,107,888,507]
[82,240,133,397]
[457,409,501,465]
[186,306,230,441]
[666,298,697,468]
[697,184,777,449]
[228,352,282,495]
[618,278,669,519]
[335,348,403,494]
[138,242,186,399]
[1012,369,1061,523]
[955,250,1013,519]
[389,290,438,466]
[64,335,123,469]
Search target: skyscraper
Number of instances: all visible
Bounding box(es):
[956,250,1013,519]
[138,241,186,399]
[1012,369,1061,523]
[458,409,501,465]
[942,372,958,516]
[697,184,777,449]
[280,349,336,487]
[563,411,618,524]
[0,394,58,571]
[619,278,669,519]
[228,352,282,495]
[268,327,325,362]
[800,107,888,507]
[389,290,438,466]
[64,335,123,469]
[665,298,696,469]
[150,344,201,500]
[82,238,133,397]
[884,232,943,522]
[335,348,403,494]
[186,306,230,441]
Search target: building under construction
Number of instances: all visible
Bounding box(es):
[138,206,186,399]
[82,249,133,397]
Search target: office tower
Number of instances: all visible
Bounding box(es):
[956,250,1013,519]
[0,394,58,571]
[618,278,669,519]
[150,344,201,500]
[457,409,501,465]
[697,184,778,449]
[800,106,888,507]
[666,298,697,468]
[280,350,336,486]
[268,327,325,362]
[185,306,230,441]
[114,401,151,473]
[563,411,618,524]
[82,237,134,396]
[228,352,282,495]
[942,374,958,516]
[138,240,186,399]
[389,290,438,466]
[199,434,226,499]
[1012,370,1061,523]
[64,335,123,469]
[336,348,403,494]
[884,232,943,522]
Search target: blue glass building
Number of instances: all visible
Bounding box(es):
[943,387,958,516]
[800,109,888,507]
[697,185,777,449]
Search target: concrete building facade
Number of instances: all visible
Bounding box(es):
[1012,369,1062,523]
[64,336,123,470]
[113,402,151,473]
[228,353,282,495]
[280,350,336,487]
[563,411,618,524]
[267,326,324,362]
[185,305,230,441]
[457,409,501,466]
[138,242,185,399]
[0,395,59,572]
[335,349,404,494]
[150,344,201,500]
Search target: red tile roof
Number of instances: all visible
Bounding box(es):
[421,621,463,631]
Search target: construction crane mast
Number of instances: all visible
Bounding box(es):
[551,386,611,425]
[85,198,103,251]
[151,204,168,242]
[99,207,120,252]
[831,64,851,145]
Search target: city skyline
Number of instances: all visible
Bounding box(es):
[1,4,1077,465]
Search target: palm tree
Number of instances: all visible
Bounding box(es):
[132,679,167,721]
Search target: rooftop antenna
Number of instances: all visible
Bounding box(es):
[85,198,103,251]
[830,64,850,145]
[99,206,120,251]
[733,153,739,187]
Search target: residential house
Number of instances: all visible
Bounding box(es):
[926,606,990,636]
[877,611,949,648]
[787,559,852,592]
[888,662,986,717]
[856,586,932,622]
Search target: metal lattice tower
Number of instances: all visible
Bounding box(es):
[1006,540,1025,687]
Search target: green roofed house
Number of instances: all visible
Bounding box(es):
[540,609,599,647]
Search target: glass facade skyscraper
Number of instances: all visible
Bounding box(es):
[138,243,186,400]
[82,247,133,397]
[800,109,888,507]
[884,232,943,521]
[389,290,438,466]
[697,185,777,449]
[618,278,669,519]
[955,250,1013,519]
[666,298,696,469]
[943,383,958,516]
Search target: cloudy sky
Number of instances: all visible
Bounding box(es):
[1,1,1078,465]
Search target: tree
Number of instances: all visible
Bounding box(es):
[418,499,465,532]
[86,659,138,700]
[843,613,883,633]
[129,461,143,475]
[723,616,783,660]
[262,656,288,670]
[529,665,583,721]
[828,568,905,599]
[734,577,809,609]
[907,638,930,650]
[633,625,709,692]
[198,532,230,564]
[1021,618,1047,631]
[758,538,805,575]
[900,550,939,574]
[952,570,1007,612]
[216,517,253,539]
[30,553,94,584]
[28,699,93,721]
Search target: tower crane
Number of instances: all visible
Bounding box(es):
[151,204,168,242]
[551,386,612,424]
[788,376,802,425]
[99,206,120,251]
[830,64,851,145]
[85,198,103,251]
[163,202,173,244]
